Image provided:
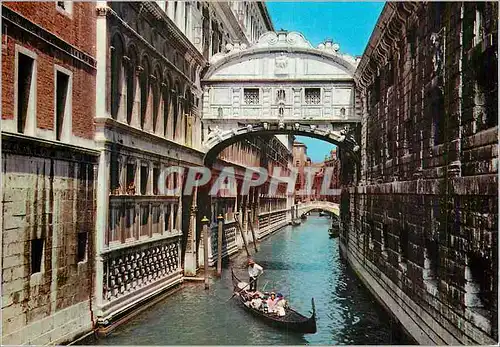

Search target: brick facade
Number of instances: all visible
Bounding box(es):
[1,2,96,139]
[341,2,498,344]
[1,2,98,344]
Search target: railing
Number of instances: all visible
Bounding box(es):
[257,209,288,238]
[297,201,340,215]
[208,219,239,265]
[107,195,180,246]
[102,237,181,302]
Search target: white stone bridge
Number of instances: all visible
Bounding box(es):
[294,200,340,218]
[200,30,362,166]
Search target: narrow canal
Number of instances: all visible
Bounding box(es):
[81,215,412,345]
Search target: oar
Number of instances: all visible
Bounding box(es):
[261,280,270,292]
[227,275,260,302]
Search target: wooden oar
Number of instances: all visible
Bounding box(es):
[227,275,260,302]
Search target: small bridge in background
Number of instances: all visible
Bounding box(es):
[294,200,340,218]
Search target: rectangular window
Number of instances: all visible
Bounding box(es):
[305,88,321,104]
[17,52,35,133]
[140,165,148,195]
[77,232,88,262]
[31,238,43,274]
[244,88,259,105]
[153,167,160,195]
[55,70,69,140]
[165,204,171,231]
[173,204,179,229]
[110,155,120,194]
[126,163,135,194]
[141,205,149,236]
[432,88,445,145]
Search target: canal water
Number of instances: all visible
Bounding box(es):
[81,215,412,345]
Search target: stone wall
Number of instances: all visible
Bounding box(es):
[2,135,98,345]
[343,2,498,345]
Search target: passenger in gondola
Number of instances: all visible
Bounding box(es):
[247,259,264,292]
[250,293,263,310]
[266,292,279,313]
[274,293,287,317]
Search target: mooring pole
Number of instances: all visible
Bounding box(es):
[236,212,251,257]
[248,211,258,253]
[217,214,224,277]
[201,216,210,289]
[248,209,258,253]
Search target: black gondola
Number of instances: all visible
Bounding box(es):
[230,269,317,334]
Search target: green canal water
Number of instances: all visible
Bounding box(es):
[80,215,412,345]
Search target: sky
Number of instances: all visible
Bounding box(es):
[266,1,385,162]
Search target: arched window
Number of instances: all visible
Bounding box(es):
[126,46,138,125]
[162,78,170,137]
[152,68,161,133]
[110,34,124,120]
[140,57,150,130]
[173,82,180,140]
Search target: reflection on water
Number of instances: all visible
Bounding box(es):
[80,216,412,345]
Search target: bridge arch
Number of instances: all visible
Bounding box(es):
[200,30,362,167]
[297,201,340,217]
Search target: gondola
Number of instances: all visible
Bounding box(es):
[230,269,317,334]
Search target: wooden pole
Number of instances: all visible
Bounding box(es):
[236,212,250,257]
[201,216,210,290]
[248,209,258,253]
[217,214,224,277]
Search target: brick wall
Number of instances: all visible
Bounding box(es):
[1,2,96,139]
[343,2,498,344]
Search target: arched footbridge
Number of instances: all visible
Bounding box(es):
[295,201,339,217]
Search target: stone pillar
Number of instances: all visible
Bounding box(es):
[96,4,109,119]
[117,58,128,123]
[262,87,271,118]
[292,87,302,117]
[201,216,210,289]
[131,68,142,128]
[94,149,110,315]
[184,186,198,276]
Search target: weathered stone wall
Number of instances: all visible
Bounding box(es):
[343,2,498,345]
[2,136,98,345]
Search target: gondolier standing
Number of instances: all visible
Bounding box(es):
[247,259,263,291]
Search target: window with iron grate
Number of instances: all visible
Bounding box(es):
[244,88,260,104]
[305,88,321,104]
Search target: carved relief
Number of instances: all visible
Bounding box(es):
[275,53,289,75]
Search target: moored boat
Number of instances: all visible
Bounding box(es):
[230,269,317,334]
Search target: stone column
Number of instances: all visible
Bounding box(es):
[94,149,110,314]
[292,87,302,117]
[117,57,128,123]
[184,186,198,276]
[131,67,142,128]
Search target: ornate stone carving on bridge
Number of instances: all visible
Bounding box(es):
[208,31,359,70]
[275,53,289,75]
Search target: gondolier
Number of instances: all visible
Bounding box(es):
[247,259,263,291]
